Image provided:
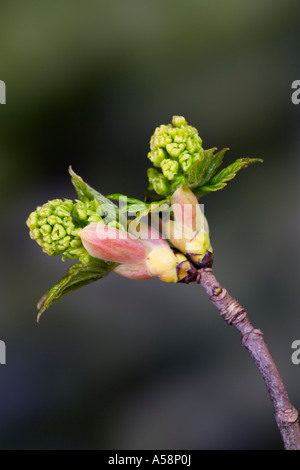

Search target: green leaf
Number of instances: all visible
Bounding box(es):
[127,203,148,214]
[194,182,227,195]
[69,167,118,223]
[210,157,263,184]
[119,203,148,215]
[133,199,169,224]
[187,148,228,189]
[107,194,145,205]
[37,259,116,322]
[194,157,263,196]
[107,194,148,217]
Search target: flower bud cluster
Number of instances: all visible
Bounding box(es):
[26,198,105,263]
[147,116,204,195]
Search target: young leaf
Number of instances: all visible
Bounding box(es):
[69,167,118,223]
[194,158,263,196]
[194,182,227,195]
[107,194,145,205]
[139,199,168,218]
[210,158,263,185]
[187,148,228,189]
[37,259,116,322]
[119,203,148,215]
[202,148,229,182]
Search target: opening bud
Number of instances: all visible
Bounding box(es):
[164,187,212,266]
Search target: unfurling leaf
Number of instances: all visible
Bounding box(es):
[69,167,118,223]
[187,148,229,189]
[37,258,116,322]
[106,194,145,205]
[194,157,263,196]
[120,203,148,215]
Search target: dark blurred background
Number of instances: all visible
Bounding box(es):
[0,0,300,450]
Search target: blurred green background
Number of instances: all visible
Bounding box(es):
[1,0,300,449]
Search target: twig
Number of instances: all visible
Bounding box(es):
[196,267,300,450]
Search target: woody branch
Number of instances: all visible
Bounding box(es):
[196,267,300,450]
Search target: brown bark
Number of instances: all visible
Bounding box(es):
[196,267,300,450]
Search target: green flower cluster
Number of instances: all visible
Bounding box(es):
[147,115,204,195]
[26,198,104,264]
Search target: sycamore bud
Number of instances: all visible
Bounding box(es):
[164,187,212,266]
[26,198,105,263]
[147,116,204,195]
[78,222,195,283]
[158,250,196,284]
